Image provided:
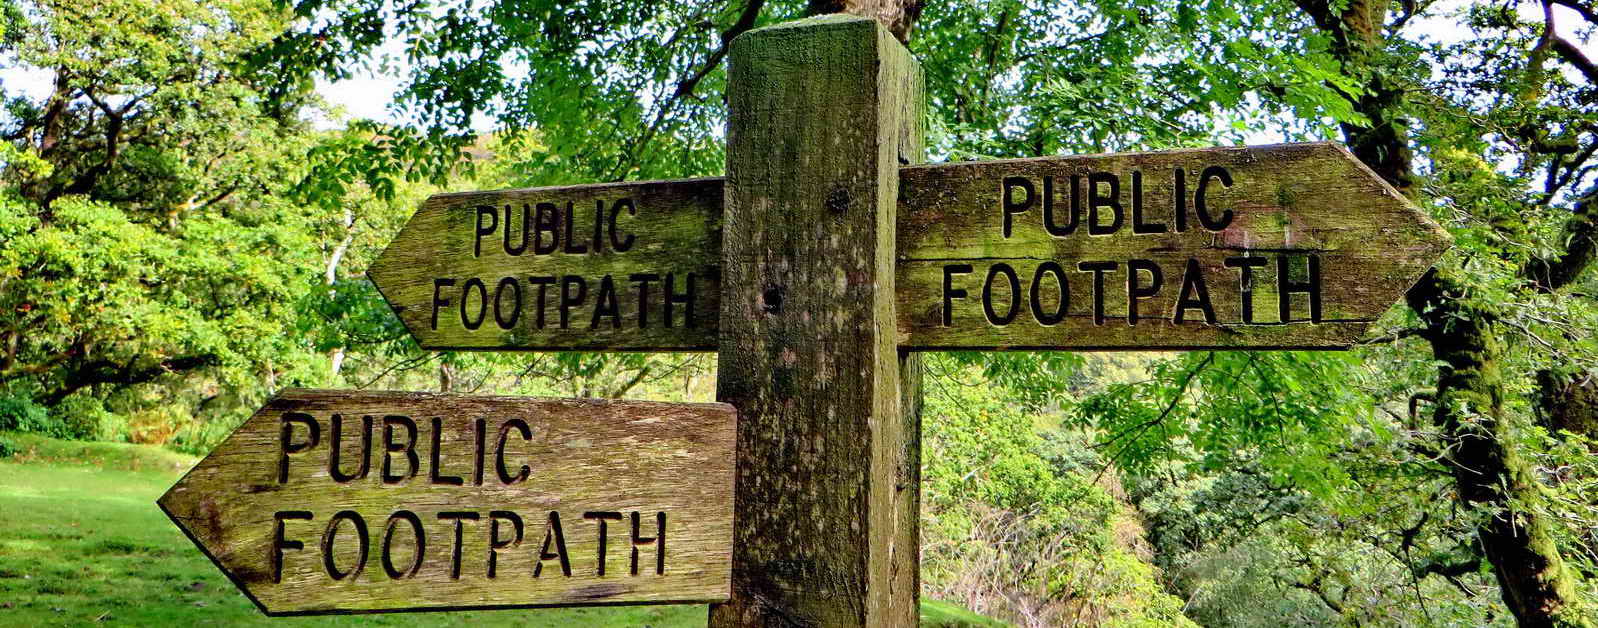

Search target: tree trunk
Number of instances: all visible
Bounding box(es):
[24,69,73,206]
[1296,0,1591,623]
[1407,280,1586,626]
[806,0,924,42]
[325,207,355,379]
[1538,370,1598,439]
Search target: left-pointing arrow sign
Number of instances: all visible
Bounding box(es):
[158,389,735,616]
[367,178,725,352]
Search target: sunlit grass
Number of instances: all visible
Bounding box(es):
[0,433,1004,626]
[0,435,707,627]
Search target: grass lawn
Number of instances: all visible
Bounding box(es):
[0,433,705,627]
[0,433,1004,627]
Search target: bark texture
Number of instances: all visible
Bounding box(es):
[1539,370,1598,439]
[806,0,924,43]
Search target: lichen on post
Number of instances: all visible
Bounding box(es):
[713,14,925,628]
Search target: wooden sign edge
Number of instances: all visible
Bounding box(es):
[156,486,276,616]
[421,175,725,205]
[157,388,736,616]
[394,342,720,354]
[897,342,1364,353]
[892,139,1336,176]
[259,597,727,619]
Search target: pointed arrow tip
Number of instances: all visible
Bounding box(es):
[156,487,275,616]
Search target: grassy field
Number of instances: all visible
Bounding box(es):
[0,433,1004,627]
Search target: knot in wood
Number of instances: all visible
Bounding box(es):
[825,187,850,214]
[762,284,785,314]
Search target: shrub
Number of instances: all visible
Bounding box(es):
[920,365,1195,628]
[55,395,113,441]
[127,406,186,445]
[0,395,67,438]
[168,412,245,456]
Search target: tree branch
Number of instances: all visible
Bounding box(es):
[1415,554,1483,580]
[1290,574,1346,614]
[1549,34,1598,84]
[1551,0,1598,27]
[607,0,765,180]
[807,0,924,42]
[607,366,652,399]
[1522,184,1597,293]
[44,354,217,406]
[1356,327,1426,345]
[54,91,128,200]
[37,69,73,156]
[1091,352,1216,481]
[193,184,240,213]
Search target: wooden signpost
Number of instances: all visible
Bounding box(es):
[169,10,1451,627]
[370,143,1446,352]
[158,390,735,615]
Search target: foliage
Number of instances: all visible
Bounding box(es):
[0,0,345,438]
[1132,458,1513,626]
[0,192,312,398]
[0,0,1593,624]
[913,0,1367,162]
[56,394,124,442]
[0,393,50,435]
[252,1,826,186]
[1073,352,1366,493]
[921,356,1194,627]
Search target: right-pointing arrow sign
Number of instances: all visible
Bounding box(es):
[894,142,1451,350]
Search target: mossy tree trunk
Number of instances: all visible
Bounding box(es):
[1406,281,1587,626]
[1295,0,1597,624]
[1538,370,1598,439]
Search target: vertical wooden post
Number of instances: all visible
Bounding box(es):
[713,14,924,628]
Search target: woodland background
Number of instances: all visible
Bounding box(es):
[1,0,1596,626]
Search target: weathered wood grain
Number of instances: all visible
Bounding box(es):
[896,142,1451,349]
[368,178,723,351]
[711,15,922,627]
[157,389,735,615]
